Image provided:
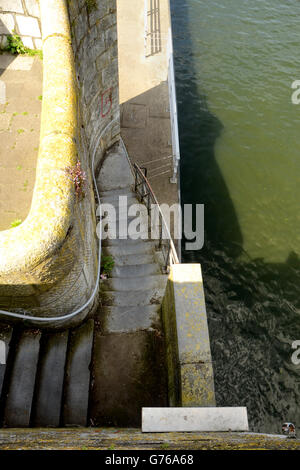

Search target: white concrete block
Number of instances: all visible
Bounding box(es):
[16,15,40,37]
[21,36,33,49]
[142,407,249,433]
[0,0,23,14]
[24,0,40,17]
[0,13,15,34]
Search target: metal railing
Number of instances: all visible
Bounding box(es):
[145,0,162,57]
[133,162,179,272]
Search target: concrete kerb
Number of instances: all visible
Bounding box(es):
[0,1,77,292]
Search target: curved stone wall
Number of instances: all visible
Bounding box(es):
[0,0,110,327]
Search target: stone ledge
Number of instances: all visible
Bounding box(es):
[162,264,216,407]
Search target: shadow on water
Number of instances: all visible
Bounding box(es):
[170,0,300,433]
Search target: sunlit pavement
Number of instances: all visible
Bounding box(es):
[0,53,42,231]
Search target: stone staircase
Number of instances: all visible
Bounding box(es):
[0,321,94,427]
[89,144,168,426]
[97,144,168,333]
[0,144,169,427]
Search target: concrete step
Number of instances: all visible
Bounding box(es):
[102,235,154,247]
[0,324,12,400]
[100,193,138,206]
[110,252,155,266]
[101,275,167,292]
[62,319,94,427]
[111,263,161,278]
[31,331,69,427]
[100,186,134,198]
[3,330,41,427]
[103,240,156,257]
[101,288,165,307]
[109,251,165,268]
[100,305,160,334]
[97,150,134,191]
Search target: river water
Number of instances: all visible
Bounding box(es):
[171,0,300,432]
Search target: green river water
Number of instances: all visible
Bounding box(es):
[171,0,300,432]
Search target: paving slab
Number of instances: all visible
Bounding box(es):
[0,53,42,231]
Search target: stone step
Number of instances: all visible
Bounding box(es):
[100,305,161,333]
[102,234,155,247]
[101,288,165,307]
[0,324,13,400]
[100,193,138,206]
[3,330,41,427]
[97,150,134,191]
[62,319,94,427]
[101,275,167,292]
[111,263,161,278]
[100,186,134,198]
[109,252,155,266]
[31,331,69,427]
[103,240,156,257]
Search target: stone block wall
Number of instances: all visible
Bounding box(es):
[0,0,42,50]
[68,0,120,169]
[162,264,216,407]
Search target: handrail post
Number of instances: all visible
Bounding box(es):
[131,162,179,272]
[159,212,162,249]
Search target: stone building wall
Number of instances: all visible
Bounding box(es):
[0,0,42,50]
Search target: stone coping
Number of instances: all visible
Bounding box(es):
[0,427,299,450]
[0,0,77,286]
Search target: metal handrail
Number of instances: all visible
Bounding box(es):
[133,162,179,272]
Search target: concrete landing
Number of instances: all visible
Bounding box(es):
[117,0,179,209]
[0,53,42,231]
[0,428,299,450]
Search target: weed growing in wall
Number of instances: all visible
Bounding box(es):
[1,32,43,60]
[66,161,87,200]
